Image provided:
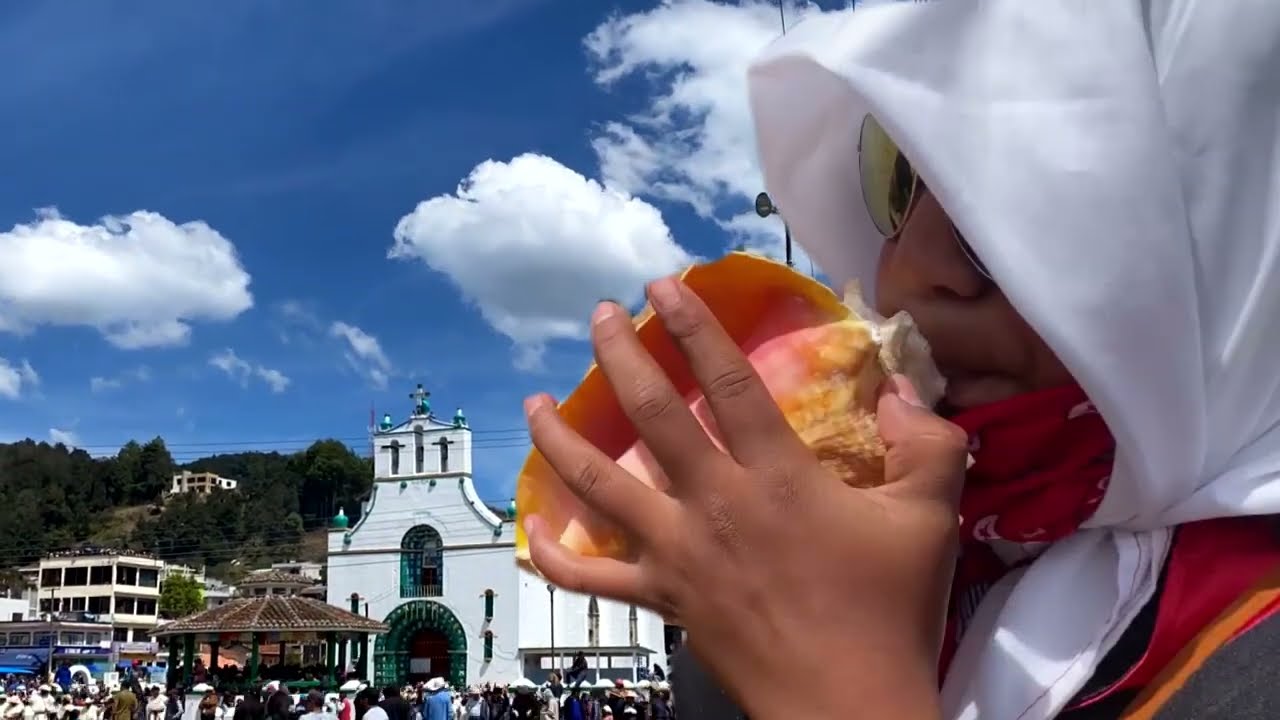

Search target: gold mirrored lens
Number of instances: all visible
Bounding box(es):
[858,115,916,237]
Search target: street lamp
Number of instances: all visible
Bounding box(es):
[547,584,557,679]
[754,191,793,268]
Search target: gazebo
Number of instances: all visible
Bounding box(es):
[152,596,387,689]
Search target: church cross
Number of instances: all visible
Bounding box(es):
[410,384,431,416]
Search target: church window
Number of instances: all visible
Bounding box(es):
[483,630,494,662]
[388,440,402,475]
[483,589,495,621]
[414,427,425,474]
[628,604,638,646]
[588,596,600,648]
[435,436,452,472]
[400,525,444,598]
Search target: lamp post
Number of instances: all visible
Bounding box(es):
[755,192,793,268]
[45,585,57,681]
[547,584,556,679]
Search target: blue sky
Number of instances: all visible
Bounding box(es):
[0,0,849,502]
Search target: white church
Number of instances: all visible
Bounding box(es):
[326,385,669,689]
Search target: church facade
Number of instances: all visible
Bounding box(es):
[326,385,668,688]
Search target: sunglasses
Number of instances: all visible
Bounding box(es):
[857,115,991,280]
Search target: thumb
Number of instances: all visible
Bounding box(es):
[876,374,968,508]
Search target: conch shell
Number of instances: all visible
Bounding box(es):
[514,252,944,568]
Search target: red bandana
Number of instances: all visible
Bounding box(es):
[938,384,1115,676]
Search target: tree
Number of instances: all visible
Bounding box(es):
[159,573,205,619]
[0,436,379,580]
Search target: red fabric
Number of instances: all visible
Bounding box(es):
[939,384,1115,675]
[1068,517,1280,707]
[932,383,1280,697]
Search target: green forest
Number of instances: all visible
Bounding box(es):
[0,437,372,581]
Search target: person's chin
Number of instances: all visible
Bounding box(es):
[940,374,1023,411]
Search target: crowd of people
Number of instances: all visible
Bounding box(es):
[375,673,673,720]
[0,673,675,720]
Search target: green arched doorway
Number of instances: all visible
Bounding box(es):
[374,600,468,688]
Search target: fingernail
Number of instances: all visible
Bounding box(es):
[523,394,548,418]
[592,301,617,326]
[648,276,681,313]
[891,374,926,407]
[522,515,539,536]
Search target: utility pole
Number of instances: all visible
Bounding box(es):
[547,584,557,678]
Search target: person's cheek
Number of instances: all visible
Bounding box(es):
[873,241,899,317]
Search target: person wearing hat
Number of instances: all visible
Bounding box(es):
[3,695,22,720]
[30,687,50,720]
[418,679,448,720]
[536,685,557,720]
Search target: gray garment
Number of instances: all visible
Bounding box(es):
[1152,607,1280,719]
[669,646,747,720]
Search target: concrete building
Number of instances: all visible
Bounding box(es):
[327,386,667,689]
[269,561,324,581]
[0,598,26,622]
[203,579,234,610]
[0,617,115,678]
[236,568,321,598]
[169,471,238,496]
[34,548,164,660]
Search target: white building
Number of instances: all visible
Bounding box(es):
[236,568,325,599]
[328,386,667,689]
[269,561,324,581]
[169,470,238,496]
[34,548,163,658]
[202,578,234,610]
[0,598,26,621]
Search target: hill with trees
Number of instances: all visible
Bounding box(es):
[0,437,372,581]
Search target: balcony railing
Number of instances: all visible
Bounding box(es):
[399,583,442,599]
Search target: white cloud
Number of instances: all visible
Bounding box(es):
[0,208,253,348]
[49,428,80,447]
[90,365,151,393]
[208,348,290,393]
[329,321,391,389]
[390,153,693,370]
[89,376,122,393]
[0,358,38,400]
[586,0,829,259]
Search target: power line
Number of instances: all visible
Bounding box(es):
[29,426,536,452]
[0,507,525,565]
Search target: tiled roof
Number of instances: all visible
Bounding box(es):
[152,597,386,637]
[236,569,318,587]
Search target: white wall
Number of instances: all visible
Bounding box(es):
[372,421,472,479]
[517,572,667,668]
[0,598,27,621]
[330,404,666,686]
[327,471,520,684]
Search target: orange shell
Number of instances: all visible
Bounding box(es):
[514,252,942,568]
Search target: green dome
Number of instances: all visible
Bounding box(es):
[506,499,517,519]
[331,506,350,529]
[453,407,467,428]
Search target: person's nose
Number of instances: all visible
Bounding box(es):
[880,188,987,302]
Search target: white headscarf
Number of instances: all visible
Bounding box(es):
[748,1,1280,718]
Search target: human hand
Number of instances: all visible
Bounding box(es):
[522,275,966,720]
